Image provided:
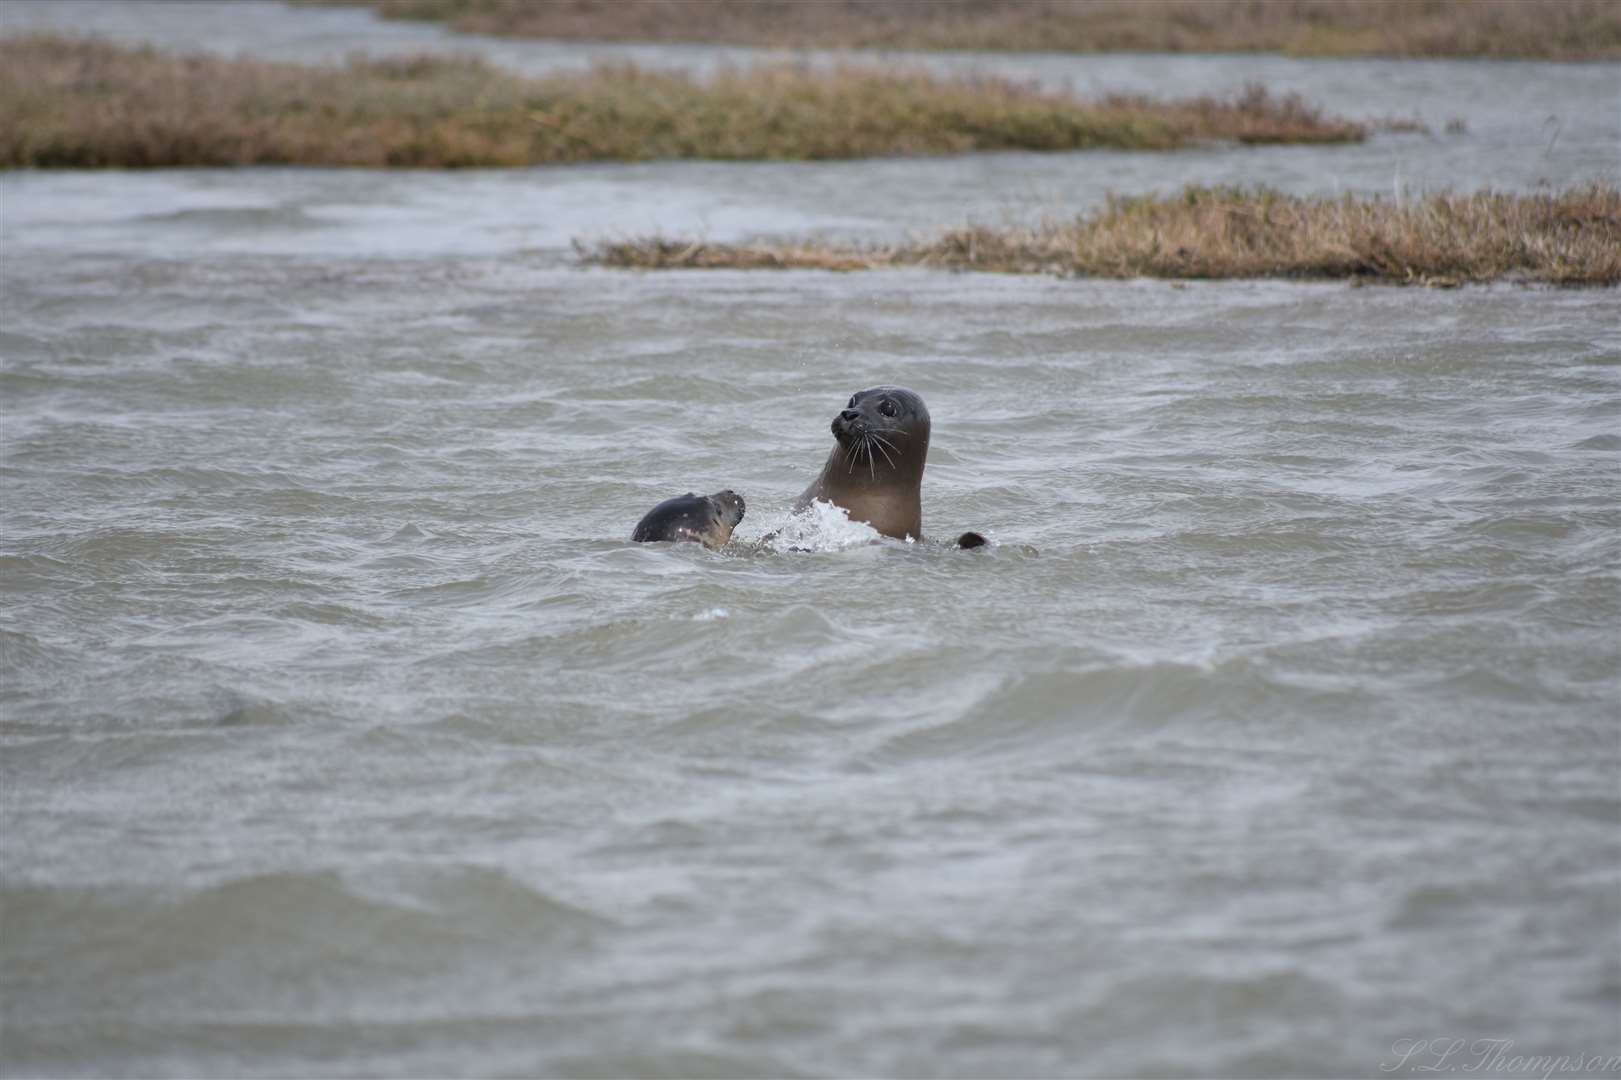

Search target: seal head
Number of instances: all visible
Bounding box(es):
[795,386,930,540]
[632,489,745,549]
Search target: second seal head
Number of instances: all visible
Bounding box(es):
[632,489,746,549]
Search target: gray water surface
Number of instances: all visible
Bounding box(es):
[2,4,1620,1079]
[4,204,1619,1079]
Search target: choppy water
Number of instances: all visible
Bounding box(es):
[3,4,1621,1078]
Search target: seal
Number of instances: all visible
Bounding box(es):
[793,386,989,548]
[631,489,745,549]
[794,386,930,541]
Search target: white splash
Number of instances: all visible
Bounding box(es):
[690,607,729,622]
[759,500,882,554]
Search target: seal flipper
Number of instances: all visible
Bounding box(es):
[955,531,988,549]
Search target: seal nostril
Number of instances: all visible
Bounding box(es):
[840,409,860,422]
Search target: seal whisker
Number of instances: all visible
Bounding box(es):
[840,435,862,475]
[868,432,899,471]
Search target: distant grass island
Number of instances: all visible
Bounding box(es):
[0,36,1378,169]
[302,0,1621,61]
[582,185,1621,287]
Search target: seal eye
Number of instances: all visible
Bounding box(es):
[878,399,898,418]
[848,395,858,409]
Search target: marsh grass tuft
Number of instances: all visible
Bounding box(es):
[309,0,1621,61]
[582,186,1621,286]
[0,35,1365,168]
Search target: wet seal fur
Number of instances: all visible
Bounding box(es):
[795,385,929,540]
[632,490,745,549]
[795,385,986,548]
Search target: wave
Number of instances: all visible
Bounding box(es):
[2,865,607,968]
[871,656,1284,764]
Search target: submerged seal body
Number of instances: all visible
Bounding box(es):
[795,386,930,541]
[632,489,745,549]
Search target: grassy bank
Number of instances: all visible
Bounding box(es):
[0,36,1372,168]
[582,186,1621,286]
[308,0,1621,60]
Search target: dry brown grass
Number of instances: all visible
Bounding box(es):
[0,35,1368,168]
[312,0,1621,60]
[581,186,1621,286]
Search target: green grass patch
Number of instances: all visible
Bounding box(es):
[0,35,1367,169]
[581,185,1621,286]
